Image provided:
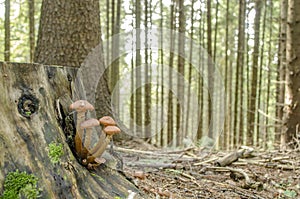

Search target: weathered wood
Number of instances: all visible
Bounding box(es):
[215,147,254,167]
[0,62,140,198]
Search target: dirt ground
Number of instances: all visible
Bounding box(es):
[115,140,300,199]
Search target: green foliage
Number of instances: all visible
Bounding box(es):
[1,170,40,199]
[283,190,297,198]
[48,142,64,164]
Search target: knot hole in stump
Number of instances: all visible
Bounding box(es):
[18,93,39,118]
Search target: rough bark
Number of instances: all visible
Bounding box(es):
[283,0,300,146]
[0,62,140,198]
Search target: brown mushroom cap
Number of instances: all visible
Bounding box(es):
[80,118,100,129]
[103,126,121,136]
[99,116,116,126]
[70,100,94,112]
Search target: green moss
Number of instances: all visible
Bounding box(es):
[1,170,40,199]
[48,142,64,164]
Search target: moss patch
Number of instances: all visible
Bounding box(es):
[1,170,40,199]
[48,142,64,164]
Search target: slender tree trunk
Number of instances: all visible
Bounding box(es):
[144,0,152,139]
[106,0,110,69]
[185,0,195,139]
[256,0,267,147]
[265,0,273,149]
[135,0,143,135]
[245,6,252,145]
[130,3,135,131]
[224,0,230,149]
[277,0,287,146]
[197,3,204,140]
[28,0,35,62]
[4,0,10,61]
[247,0,262,146]
[159,0,164,147]
[176,0,185,146]
[234,0,246,146]
[111,0,121,114]
[206,0,213,138]
[167,0,175,145]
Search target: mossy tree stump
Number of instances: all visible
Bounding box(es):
[0,62,139,199]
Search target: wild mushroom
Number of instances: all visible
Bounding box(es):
[87,116,117,159]
[69,100,94,157]
[80,118,100,159]
[88,125,121,161]
[99,116,116,127]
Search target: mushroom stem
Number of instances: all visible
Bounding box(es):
[89,134,112,160]
[83,128,92,150]
[75,111,85,157]
[70,100,94,158]
[89,131,106,154]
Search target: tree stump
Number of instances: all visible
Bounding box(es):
[0,62,140,199]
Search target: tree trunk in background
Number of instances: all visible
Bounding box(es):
[111,0,121,114]
[167,0,175,145]
[159,0,164,146]
[106,0,110,66]
[283,0,300,147]
[34,0,112,118]
[265,0,273,148]
[0,62,140,198]
[197,4,204,140]
[4,0,10,61]
[144,0,152,140]
[278,0,287,147]
[247,0,262,146]
[206,0,213,138]
[185,0,195,139]
[176,0,185,146]
[224,0,230,149]
[28,0,35,62]
[234,0,246,146]
[257,0,267,146]
[135,0,143,135]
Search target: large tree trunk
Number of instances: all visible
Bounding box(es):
[283,0,300,146]
[0,62,140,198]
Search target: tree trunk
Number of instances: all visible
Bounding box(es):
[135,0,143,135]
[4,0,10,61]
[283,0,300,146]
[0,62,140,198]
[247,0,262,146]
[278,0,287,147]
[28,0,35,63]
[234,0,246,146]
[206,0,213,138]
[167,0,175,146]
[176,0,185,146]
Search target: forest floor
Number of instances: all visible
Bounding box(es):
[115,140,300,199]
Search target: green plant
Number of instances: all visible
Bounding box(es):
[48,142,64,164]
[1,170,40,199]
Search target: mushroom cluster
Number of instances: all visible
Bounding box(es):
[70,100,120,169]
